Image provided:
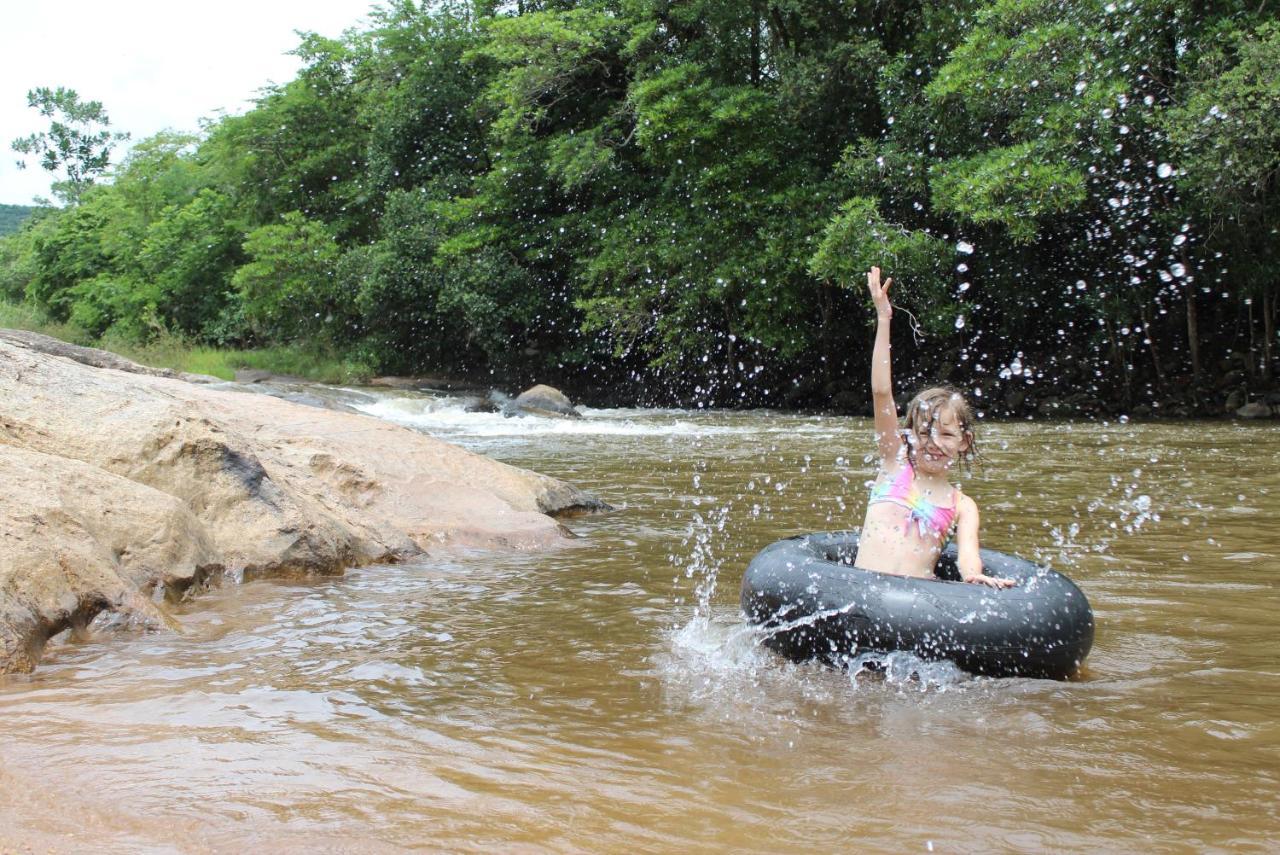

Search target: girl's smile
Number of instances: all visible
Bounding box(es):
[909,408,969,474]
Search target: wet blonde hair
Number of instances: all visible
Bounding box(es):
[901,385,981,472]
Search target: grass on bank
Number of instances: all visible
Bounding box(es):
[0,301,373,385]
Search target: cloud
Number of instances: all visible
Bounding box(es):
[1,0,370,205]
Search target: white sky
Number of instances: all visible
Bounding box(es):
[1,1,374,205]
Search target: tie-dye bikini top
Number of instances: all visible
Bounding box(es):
[868,461,958,539]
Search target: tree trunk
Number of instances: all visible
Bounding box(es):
[724,299,737,393]
[749,4,762,85]
[1247,297,1258,380]
[1105,319,1132,407]
[818,284,835,387]
[1138,302,1166,390]
[1186,287,1201,384]
[1264,288,1275,384]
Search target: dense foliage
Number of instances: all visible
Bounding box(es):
[3,0,1277,414]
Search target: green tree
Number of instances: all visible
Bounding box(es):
[1165,21,1280,381]
[23,197,110,318]
[137,188,245,340]
[4,0,1277,413]
[10,87,130,204]
[361,2,489,197]
[233,211,349,343]
[201,34,372,243]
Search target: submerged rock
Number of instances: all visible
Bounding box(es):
[461,394,502,414]
[0,331,607,674]
[1235,401,1276,419]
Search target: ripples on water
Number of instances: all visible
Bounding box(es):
[1,388,1277,851]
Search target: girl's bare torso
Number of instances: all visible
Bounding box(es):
[853,466,956,579]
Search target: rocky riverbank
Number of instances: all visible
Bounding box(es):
[0,330,607,675]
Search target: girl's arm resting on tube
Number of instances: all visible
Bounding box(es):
[955,496,1016,588]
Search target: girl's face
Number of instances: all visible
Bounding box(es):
[909,406,970,476]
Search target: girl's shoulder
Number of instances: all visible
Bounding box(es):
[953,488,979,516]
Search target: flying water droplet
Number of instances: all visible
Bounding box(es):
[956,240,974,255]
[1157,163,1174,178]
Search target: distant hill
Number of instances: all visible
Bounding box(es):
[0,204,41,236]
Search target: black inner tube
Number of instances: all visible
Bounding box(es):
[740,531,1094,680]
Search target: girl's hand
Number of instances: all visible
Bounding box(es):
[867,266,893,320]
[963,572,1017,589]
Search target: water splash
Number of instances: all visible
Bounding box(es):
[669,612,769,673]
[845,650,969,691]
[1089,467,1162,538]
[679,500,733,621]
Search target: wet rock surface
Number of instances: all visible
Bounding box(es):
[369,374,489,393]
[0,331,605,674]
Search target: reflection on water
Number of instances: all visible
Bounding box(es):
[1,392,1277,851]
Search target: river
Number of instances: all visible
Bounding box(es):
[1,389,1277,851]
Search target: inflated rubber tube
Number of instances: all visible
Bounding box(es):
[740,531,1094,679]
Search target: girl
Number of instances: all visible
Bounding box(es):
[853,267,1014,588]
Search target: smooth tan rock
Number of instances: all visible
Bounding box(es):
[0,328,215,383]
[510,383,582,419]
[0,332,605,673]
[0,445,220,671]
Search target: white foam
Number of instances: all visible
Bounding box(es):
[669,614,770,671]
[352,395,843,440]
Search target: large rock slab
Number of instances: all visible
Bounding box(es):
[0,332,606,674]
[0,445,218,672]
[0,328,216,383]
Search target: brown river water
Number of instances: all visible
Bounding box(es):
[1,390,1277,852]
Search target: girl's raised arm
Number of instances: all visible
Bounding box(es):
[867,267,903,464]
